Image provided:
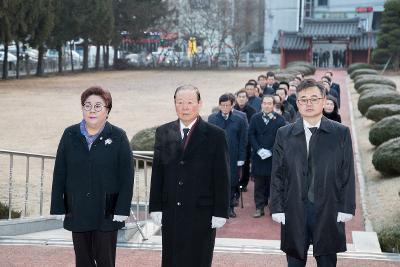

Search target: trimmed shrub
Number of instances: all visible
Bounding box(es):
[378,225,400,253]
[365,104,400,122]
[286,61,316,73]
[275,72,296,81]
[358,90,400,114]
[0,201,21,219]
[130,126,158,151]
[347,63,373,74]
[372,137,400,175]
[359,88,395,97]
[355,76,397,90]
[356,83,396,94]
[350,69,379,80]
[369,115,400,146]
[353,74,380,83]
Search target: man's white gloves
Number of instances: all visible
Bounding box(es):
[211,216,227,228]
[337,212,353,223]
[113,215,129,222]
[150,211,163,226]
[237,161,245,166]
[272,213,285,225]
[54,214,65,221]
[257,149,272,160]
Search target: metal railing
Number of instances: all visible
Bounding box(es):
[0,149,154,222]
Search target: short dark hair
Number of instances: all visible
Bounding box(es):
[227,92,236,103]
[174,84,201,102]
[81,86,112,113]
[219,93,234,105]
[297,79,326,97]
[321,75,332,84]
[236,89,248,98]
[257,75,267,81]
[261,94,276,105]
[266,71,275,78]
[279,81,290,90]
[245,82,256,88]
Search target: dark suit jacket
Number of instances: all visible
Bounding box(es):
[270,117,355,260]
[149,117,230,267]
[50,122,134,232]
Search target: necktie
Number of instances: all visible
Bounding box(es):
[182,128,189,148]
[307,127,318,203]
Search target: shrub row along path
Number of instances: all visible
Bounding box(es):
[0,69,396,266]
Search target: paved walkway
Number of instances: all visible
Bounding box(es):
[1,69,399,266]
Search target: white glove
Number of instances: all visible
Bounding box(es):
[54,214,65,221]
[272,213,285,225]
[337,212,353,223]
[257,149,272,160]
[211,216,227,228]
[150,211,162,226]
[113,215,129,222]
[237,161,245,166]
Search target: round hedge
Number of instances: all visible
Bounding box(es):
[378,225,400,253]
[353,74,381,83]
[358,90,400,115]
[350,69,378,80]
[359,88,395,97]
[369,115,400,146]
[275,72,296,81]
[365,104,400,122]
[286,61,316,75]
[130,126,158,151]
[355,76,397,90]
[356,83,396,94]
[372,137,400,175]
[347,63,373,74]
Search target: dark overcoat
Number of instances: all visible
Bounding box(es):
[248,112,286,177]
[270,117,356,260]
[149,118,230,267]
[50,122,134,232]
[208,112,247,187]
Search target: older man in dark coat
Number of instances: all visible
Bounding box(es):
[149,85,230,267]
[270,79,355,267]
[208,93,248,218]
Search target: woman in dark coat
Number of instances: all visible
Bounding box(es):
[323,95,341,123]
[50,86,134,267]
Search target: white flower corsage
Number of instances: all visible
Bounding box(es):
[105,138,113,145]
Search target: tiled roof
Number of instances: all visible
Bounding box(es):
[350,32,377,50]
[299,18,363,38]
[272,31,309,52]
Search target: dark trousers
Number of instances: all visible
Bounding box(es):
[239,159,250,189]
[230,186,237,208]
[253,175,271,210]
[287,201,337,267]
[72,230,118,267]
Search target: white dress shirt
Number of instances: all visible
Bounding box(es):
[303,119,321,154]
[179,118,198,139]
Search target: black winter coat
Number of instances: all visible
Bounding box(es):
[149,118,230,267]
[270,117,355,260]
[50,122,134,232]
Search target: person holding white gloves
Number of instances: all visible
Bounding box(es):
[149,85,230,267]
[248,95,286,218]
[270,79,355,267]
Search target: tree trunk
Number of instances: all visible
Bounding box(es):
[95,43,100,70]
[113,46,119,67]
[16,43,20,79]
[69,42,74,72]
[82,38,89,71]
[393,53,399,72]
[105,45,110,69]
[2,42,9,80]
[36,45,45,76]
[57,45,63,73]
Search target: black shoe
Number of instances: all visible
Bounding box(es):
[241,186,247,192]
[229,208,237,218]
[233,198,239,207]
[253,209,265,218]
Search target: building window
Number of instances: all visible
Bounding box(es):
[318,0,328,6]
[190,0,210,9]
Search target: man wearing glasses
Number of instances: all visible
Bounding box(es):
[270,79,355,267]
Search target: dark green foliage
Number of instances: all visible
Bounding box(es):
[369,115,400,146]
[354,76,397,90]
[372,0,400,71]
[358,90,400,114]
[365,104,400,122]
[359,88,395,97]
[350,69,378,80]
[356,83,396,94]
[372,137,400,175]
[0,201,21,219]
[347,63,372,74]
[275,72,296,82]
[285,61,316,75]
[130,126,158,151]
[378,225,400,253]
